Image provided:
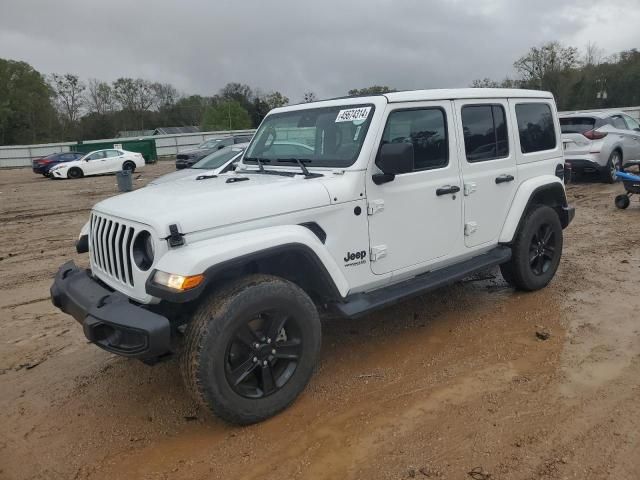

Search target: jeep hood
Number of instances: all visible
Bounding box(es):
[93,173,332,237]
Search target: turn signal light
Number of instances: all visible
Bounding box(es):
[153,271,205,291]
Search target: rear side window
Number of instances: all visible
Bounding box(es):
[610,115,627,130]
[461,105,509,162]
[515,103,557,153]
[624,114,640,130]
[560,117,595,134]
[381,108,448,171]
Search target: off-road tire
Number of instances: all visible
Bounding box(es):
[67,167,83,179]
[123,161,136,173]
[500,205,563,291]
[181,274,321,425]
[602,150,622,184]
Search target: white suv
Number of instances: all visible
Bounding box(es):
[51,88,574,424]
[560,111,640,183]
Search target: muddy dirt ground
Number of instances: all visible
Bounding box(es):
[1,164,639,480]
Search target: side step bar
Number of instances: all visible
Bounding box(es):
[332,246,511,318]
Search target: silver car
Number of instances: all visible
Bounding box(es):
[560,111,640,183]
[150,143,248,186]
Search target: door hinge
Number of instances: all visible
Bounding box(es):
[464,182,477,196]
[464,222,478,236]
[367,199,385,216]
[370,245,387,262]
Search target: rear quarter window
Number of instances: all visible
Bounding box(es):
[515,103,557,153]
[560,117,595,134]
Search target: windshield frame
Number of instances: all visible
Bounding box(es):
[244,103,376,169]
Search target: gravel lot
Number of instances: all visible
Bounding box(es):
[1,164,639,480]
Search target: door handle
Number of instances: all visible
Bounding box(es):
[436,185,460,196]
[495,174,515,184]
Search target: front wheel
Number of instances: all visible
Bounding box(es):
[67,167,83,179]
[181,274,321,425]
[500,205,563,291]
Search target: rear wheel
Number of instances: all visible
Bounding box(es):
[615,194,630,209]
[123,161,136,173]
[67,167,83,179]
[603,150,622,184]
[500,205,563,291]
[181,274,321,425]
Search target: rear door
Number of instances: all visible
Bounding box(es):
[454,99,517,247]
[622,115,640,161]
[103,149,123,172]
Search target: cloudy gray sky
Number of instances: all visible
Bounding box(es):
[1,0,638,102]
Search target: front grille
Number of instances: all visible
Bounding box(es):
[90,212,138,287]
[176,154,190,160]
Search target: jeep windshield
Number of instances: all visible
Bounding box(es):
[244,104,375,168]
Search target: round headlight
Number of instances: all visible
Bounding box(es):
[132,230,154,271]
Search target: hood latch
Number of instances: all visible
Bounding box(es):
[167,224,185,247]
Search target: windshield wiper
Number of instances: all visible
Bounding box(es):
[238,158,294,177]
[276,158,323,179]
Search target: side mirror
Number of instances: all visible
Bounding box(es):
[373,143,414,185]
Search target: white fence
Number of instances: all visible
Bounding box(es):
[0,129,255,168]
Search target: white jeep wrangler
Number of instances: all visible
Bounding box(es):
[51,88,574,424]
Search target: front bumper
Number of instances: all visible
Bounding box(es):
[50,261,171,360]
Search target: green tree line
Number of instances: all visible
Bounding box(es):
[1,42,638,145]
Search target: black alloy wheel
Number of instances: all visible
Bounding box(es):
[225,310,303,399]
[529,223,557,276]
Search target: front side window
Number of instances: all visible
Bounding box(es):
[461,105,509,162]
[623,114,640,130]
[515,103,556,153]
[245,104,374,168]
[380,108,448,171]
[86,151,106,161]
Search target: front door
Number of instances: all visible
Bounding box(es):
[83,151,107,174]
[367,101,463,275]
[454,99,517,247]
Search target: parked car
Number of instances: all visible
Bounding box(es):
[49,149,145,179]
[175,135,253,169]
[150,144,248,186]
[560,111,640,183]
[51,88,573,425]
[32,152,85,176]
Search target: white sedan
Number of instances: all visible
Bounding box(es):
[49,149,145,179]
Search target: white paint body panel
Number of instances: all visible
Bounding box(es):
[79,89,568,304]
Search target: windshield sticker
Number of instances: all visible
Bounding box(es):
[335,106,371,123]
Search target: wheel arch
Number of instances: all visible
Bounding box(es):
[146,226,348,306]
[499,176,570,243]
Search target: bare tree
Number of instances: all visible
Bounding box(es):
[151,82,179,110]
[470,78,501,88]
[49,73,85,123]
[583,42,604,67]
[86,79,114,115]
[303,91,317,103]
[513,42,579,89]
